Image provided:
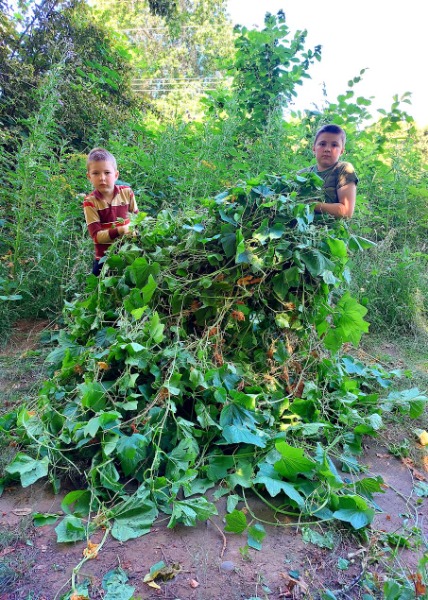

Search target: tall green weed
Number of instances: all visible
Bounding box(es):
[350,238,428,335]
[0,68,90,342]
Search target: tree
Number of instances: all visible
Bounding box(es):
[230,10,321,135]
[92,0,235,120]
[0,0,141,149]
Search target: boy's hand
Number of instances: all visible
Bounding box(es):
[118,224,137,237]
[118,224,130,235]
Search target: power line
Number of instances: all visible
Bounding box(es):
[124,26,200,32]
[131,75,227,93]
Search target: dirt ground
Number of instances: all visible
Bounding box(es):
[1,321,427,600]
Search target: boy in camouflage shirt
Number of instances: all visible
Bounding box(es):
[299,124,358,218]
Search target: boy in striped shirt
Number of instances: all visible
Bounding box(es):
[84,148,138,276]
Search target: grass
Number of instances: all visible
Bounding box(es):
[0,516,37,596]
[0,328,50,477]
[0,353,47,406]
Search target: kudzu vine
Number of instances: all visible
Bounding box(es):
[1,172,426,543]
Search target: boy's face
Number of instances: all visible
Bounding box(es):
[313,132,344,171]
[87,160,119,197]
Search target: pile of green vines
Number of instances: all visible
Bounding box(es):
[1,173,426,542]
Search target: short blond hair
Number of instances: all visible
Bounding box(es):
[87,147,117,170]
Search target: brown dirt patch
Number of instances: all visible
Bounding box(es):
[0,319,51,358]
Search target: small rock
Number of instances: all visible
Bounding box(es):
[220,561,234,572]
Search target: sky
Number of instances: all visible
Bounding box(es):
[227,0,427,128]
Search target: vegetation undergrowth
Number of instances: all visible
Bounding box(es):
[1,174,426,568]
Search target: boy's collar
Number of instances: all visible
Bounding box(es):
[92,185,119,201]
[315,161,339,174]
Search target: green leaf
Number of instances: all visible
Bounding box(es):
[337,558,350,570]
[102,567,135,600]
[301,527,334,549]
[55,515,86,543]
[273,267,301,299]
[99,461,122,492]
[274,441,316,481]
[33,513,60,527]
[168,497,218,528]
[131,306,147,320]
[224,509,247,533]
[301,249,335,277]
[0,294,22,301]
[381,388,427,418]
[332,495,374,529]
[61,490,92,517]
[146,312,165,344]
[206,455,235,481]
[128,257,160,289]
[221,425,266,448]
[184,477,215,497]
[220,396,258,424]
[220,231,237,257]
[226,494,240,513]
[324,292,369,352]
[247,522,266,550]
[142,274,157,305]
[116,434,148,476]
[268,223,286,239]
[227,460,254,488]
[5,453,49,487]
[235,228,246,263]
[183,222,205,233]
[414,482,428,497]
[148,560,166,577]
[253,463,304,506]
[326,237,347,259]
[79,381,107,412]
[111,500,158,541]
[45,331,84,365]
[348,235,376,252]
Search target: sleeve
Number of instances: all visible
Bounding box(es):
[83,198,118,244]
[337,163,358,189]
[83,199,101,242]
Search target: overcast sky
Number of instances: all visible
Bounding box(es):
[227,0,427,128]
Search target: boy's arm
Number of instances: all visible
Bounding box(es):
[83,200,129,242]
[314,182,356,219]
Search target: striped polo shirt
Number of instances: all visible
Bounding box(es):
[83,185,138,259]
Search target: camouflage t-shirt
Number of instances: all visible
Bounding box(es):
[299,161,358,204]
